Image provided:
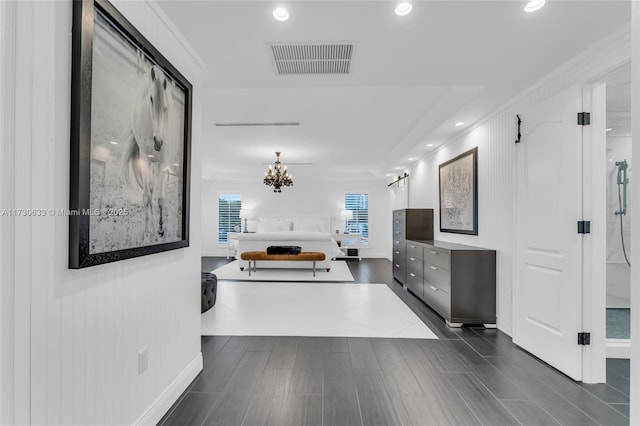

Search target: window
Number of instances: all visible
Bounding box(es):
[345,193,369,244]
[218,194,241,243]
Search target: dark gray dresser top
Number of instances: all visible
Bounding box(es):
[409,240,495,252]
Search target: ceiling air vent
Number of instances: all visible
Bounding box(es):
[269,42,354,75]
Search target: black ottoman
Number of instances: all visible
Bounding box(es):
[201,272,217,313]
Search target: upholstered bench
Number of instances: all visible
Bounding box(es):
[240,251,327,276]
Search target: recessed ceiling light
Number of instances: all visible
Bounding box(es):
[524,0,545,13]
[386,173,394,177]
[109,141,118,145]
[273,7,289,21]
[426,144,434,147]
[408,157,415,161]
[606,128,613,132]
[394,167,403,170]
[395,2,412,16]
[148,155,154,158]
[455,122,465,127]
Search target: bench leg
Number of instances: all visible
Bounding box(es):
[313,261,316,277]
[248,260,252,276]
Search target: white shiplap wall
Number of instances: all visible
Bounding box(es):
[406,26,630,335]
[4,1,203,424]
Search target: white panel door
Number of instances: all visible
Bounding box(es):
[514,85,584,380]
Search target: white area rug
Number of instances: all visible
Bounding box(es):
[201,282,438,339]
[212,260,354,282]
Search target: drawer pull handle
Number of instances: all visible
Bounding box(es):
[409,257,416,261]
[410,245,416,248]
[429,266,438,270]
[409,273,416,277]
[395,241,400,244]
[430,251,438,255]
[395,251,400,254]
[429,285,439,291]
[395,264,400,268]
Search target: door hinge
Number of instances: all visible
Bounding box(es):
[578,332,591,345]
[577,221,591,234]
[577,112,591,125]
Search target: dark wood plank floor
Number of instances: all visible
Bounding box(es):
[160,258,630,425]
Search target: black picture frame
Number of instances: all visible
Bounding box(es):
[69,0,192,268]
[438,147,478,235]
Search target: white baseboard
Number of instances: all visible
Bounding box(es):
[606,339,631,359]
[133,352,203,425]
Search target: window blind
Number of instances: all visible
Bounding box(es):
[218,194,241,243]
[345,193,369,244]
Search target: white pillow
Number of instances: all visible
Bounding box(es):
[293,219,324,232]
[258,220,292,232]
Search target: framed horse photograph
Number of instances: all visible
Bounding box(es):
[69,0,192,268]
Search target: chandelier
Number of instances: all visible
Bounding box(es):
[263,151,293,193]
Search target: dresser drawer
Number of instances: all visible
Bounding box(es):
[406,243,423,260]
[393,248,404,260]
[405,272,423,298]
[423,282,450,318]
[424,263,451,293]
[393,261,406,283]
[393,210,406,220]
[406,256,422,277]
[393,240,405,256]
[393,228,405,240]
[424,247,450,271]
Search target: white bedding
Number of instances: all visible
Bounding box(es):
[234,231,343,270]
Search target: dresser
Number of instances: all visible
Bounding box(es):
[392,210,496,327]
[392,209,433,284]
[415,240,496,327]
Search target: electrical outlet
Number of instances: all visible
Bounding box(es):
[138,347,148,375]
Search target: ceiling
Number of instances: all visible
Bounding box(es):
[157,0,631,181]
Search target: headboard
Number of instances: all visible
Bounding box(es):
[253,215,330,233]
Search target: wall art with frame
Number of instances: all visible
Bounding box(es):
[439,147,478,235]
[69,0,192,268]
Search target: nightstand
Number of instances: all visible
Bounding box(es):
[333,233,362,261]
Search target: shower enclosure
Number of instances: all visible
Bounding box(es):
[603,64,631,354]
[606,120,631,343]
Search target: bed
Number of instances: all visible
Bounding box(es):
[233,215,343,270]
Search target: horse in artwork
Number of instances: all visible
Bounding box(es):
[122,65,176,242]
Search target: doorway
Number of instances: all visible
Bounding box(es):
[601,64,632,358]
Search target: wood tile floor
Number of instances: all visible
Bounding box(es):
[160,258,630,426]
